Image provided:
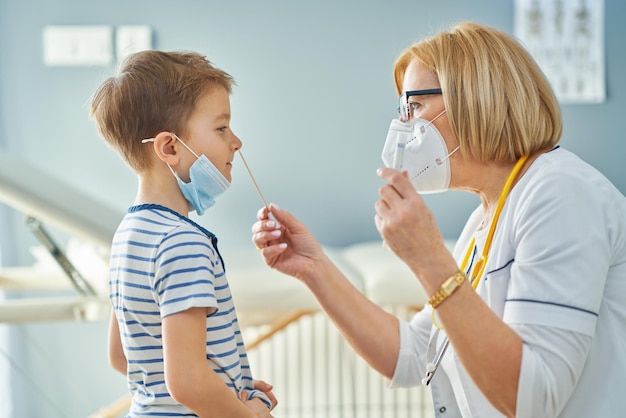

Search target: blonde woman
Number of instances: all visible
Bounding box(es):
[252,22,626,418]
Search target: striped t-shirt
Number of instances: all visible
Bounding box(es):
[109,204,269,416]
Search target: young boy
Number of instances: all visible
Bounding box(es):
[90,51,275,417]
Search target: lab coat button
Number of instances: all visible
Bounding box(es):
[439,406,447,413]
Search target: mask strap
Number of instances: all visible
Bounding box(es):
[172,134,201,159]
[409,145,459,182]
[435,146,460,165]
[429,108,447,125]
[141,134,201,159]
[165,163,179,178]
[419,109,447,134]
[141,135,197,181]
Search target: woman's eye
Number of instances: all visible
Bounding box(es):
[217,126,228,133]
[409,102,421,112]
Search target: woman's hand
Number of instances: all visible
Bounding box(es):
[374,167,454,280]
[251,204,324,283]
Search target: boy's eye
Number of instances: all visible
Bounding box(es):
[217,126,228,132]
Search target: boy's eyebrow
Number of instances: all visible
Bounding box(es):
[214,112,231,121]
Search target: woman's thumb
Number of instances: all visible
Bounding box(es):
[269,203,293,227]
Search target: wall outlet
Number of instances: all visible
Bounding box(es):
[43,26,113,66]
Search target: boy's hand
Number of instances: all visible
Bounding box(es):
[240,390,273,417]
[254,379,278,410]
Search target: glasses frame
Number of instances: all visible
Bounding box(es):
[398,88,443,122]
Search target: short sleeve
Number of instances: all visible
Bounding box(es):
[389,309,432,388]
[153,225,221,317]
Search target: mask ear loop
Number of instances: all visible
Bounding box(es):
[142,134,200,159]
[172,134,200,159]
[141,134,197,180]
[417,108,447,135]
[435,146,460,166]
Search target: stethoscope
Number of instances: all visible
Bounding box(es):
[421,155,529,386]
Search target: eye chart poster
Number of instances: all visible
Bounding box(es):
[514,0,605,103]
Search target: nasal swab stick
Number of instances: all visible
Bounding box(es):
[238,150,269,212]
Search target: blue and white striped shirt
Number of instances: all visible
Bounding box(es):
[109,204,268,416]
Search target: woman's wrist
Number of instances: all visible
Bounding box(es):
[428,270,466,308]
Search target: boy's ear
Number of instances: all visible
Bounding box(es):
[151,132,180,165]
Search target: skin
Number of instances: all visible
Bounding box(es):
[108,86,276,417]
[252,60,550,417]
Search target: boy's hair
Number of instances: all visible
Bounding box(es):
[90,51,234,173]
[393,22,562,163]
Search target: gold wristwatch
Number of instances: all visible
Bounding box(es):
[428,270,466,309]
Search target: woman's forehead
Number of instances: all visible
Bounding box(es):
[402,59,439,91]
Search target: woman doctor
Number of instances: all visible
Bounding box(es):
[252,22,626,418]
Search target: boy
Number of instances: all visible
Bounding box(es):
[90,50,275,417]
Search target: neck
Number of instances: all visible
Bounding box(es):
[460,161,517,217]
[136,169,189,217]
[459,148,550,226]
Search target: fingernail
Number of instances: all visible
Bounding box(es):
[270,230,281,237]
[376,168,383,175]
[270,203,281,211]
[278,243,287,249]
[266,220,275,228]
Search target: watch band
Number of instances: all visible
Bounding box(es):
[428,270,466,309]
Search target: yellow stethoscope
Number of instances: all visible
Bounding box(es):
[422,155,529,386]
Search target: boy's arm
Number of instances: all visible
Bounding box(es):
[162,307,270,417]
[107,310,127,375]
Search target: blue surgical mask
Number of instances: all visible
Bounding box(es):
[142,134,230,215]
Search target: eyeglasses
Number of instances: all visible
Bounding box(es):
[398,88,443,122]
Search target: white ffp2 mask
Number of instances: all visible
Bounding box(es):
[381,111,458,194]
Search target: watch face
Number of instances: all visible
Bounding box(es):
[442,272,465,294]
[442,279,459,295]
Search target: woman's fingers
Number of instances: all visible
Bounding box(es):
[251,219,281,235]
[377,168,411,198]
[256,205,271,221]
[252,204,286,251]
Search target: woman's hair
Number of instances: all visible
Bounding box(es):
[89,51,234,173]
[393,22,562,163]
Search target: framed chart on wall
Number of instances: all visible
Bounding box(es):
[514,0,605,104]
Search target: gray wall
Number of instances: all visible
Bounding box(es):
[0,0,624,416]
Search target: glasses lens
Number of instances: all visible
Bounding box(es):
[398,93,409,122]
[397,89,443,122]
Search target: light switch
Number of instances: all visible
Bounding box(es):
[116,26,152,62]
[43,26,113,66]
